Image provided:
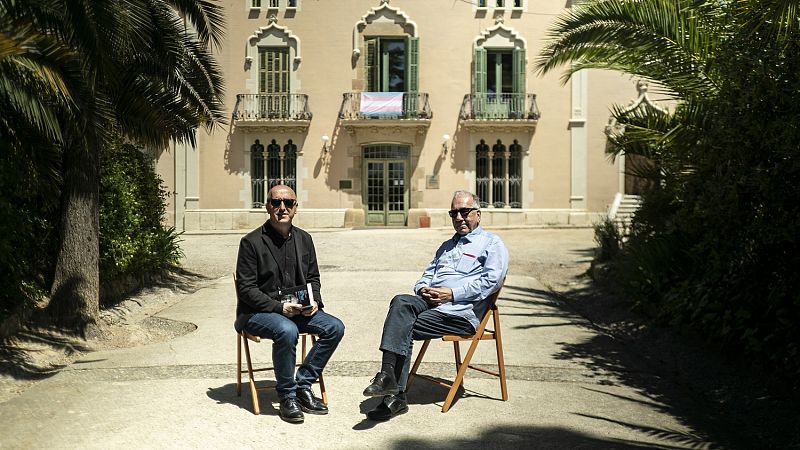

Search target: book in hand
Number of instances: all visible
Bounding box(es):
[278,283,315,310]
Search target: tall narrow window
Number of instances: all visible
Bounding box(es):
[251,138,298,207]
[509,140,523,207]
[251,0,262,8]
[259,47,290,118]
[476,140,490,207]
[491,140,506,207]
[364,37,419,117]
[366,38,407,92]
[251,140,266,207]
[283,140,297,193]
[269,0,279,7]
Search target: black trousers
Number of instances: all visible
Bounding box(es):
[379,294,475,391]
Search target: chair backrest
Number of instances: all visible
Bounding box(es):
[474,278,505,324]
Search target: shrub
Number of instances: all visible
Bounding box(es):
[99,138,183,293]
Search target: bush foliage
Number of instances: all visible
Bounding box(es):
[596,27,800,384]
[0,137,182,325]
[100,139,182,285]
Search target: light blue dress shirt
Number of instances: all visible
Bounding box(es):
[413,226,509,329]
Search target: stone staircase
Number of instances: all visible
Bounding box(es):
[608,193,642,238]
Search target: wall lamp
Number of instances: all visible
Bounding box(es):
[442,134,451,154]
[321,135,330,153]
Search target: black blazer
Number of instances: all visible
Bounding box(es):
[234,222,323,331]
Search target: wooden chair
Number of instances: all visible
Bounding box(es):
[233,275,328,415]
[406,284,507,412]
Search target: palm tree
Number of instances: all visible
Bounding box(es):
[535,0,800,383]
[1,0,226,331]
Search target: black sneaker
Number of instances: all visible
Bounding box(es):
[278,398,304,423]
[296,388,328,415]
[363,371,400,397]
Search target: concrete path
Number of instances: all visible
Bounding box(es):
[0,228,717,449]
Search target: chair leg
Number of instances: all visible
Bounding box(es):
[308,335,328,405]
[242,337,261,415]
[493,310,508,401]
[236,334,242,396]
[442,336,482,413]
[453,340,462,374]
[407,339,431,390]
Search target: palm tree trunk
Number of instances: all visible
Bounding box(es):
[49,137,100,333]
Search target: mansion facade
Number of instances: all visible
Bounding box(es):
[157,0,639,231]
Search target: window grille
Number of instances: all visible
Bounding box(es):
[251,139,298,208]
[475,139,522,208]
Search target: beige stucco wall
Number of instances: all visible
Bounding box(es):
[160,0,639,230]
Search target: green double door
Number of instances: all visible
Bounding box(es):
[364,145,409,226]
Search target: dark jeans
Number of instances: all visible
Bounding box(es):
[379,294,475,391]
[245,309,345,400]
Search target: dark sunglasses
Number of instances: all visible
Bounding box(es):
[448,207,478,218]
[268,198,296,208]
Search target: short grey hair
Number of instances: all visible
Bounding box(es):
[452,190,480,209]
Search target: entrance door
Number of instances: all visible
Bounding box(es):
[363,145,409,226]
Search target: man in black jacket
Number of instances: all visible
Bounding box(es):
[235,185,345,423]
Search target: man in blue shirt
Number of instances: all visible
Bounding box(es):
[362,190,509,420]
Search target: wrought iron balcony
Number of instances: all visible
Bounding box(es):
[339,92,432,120]
[233,93,312,122]
[459,93,540,121]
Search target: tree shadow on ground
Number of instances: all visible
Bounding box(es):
[549,270,800,450]
[389,424,695,450]
[0,267,211,381]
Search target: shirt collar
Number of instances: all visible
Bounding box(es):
[453,225,484,243]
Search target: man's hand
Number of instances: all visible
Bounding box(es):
[419,287,453,305]
[301,300,318,317]
[282,303,303,318]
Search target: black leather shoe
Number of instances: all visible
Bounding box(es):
[363,371,399,397]
[366,393,408,421]
[278,398,304,423]
[296,388,328,415]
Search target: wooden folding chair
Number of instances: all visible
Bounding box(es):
[233,274,328,415]
[236,330,328,414]
[406,284,507,412]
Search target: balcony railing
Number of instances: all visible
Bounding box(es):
[233,93,312,121]
[339,92,432,120]
[459,93,540,120]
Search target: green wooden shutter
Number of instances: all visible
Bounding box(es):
[365,38,379,92]
[407,37,419,93]
[406,37,419,116]
[474,47,487,94]
[512,47,526,94]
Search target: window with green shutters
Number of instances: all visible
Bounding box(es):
[472,45,526,118]
[258,47,290,117]
[364,37,419,93]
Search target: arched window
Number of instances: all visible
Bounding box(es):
[491,140,506,208]
[509,139,523,207]
[475,139,490,207]
[474,138,523,208]
[250,138,299,208]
